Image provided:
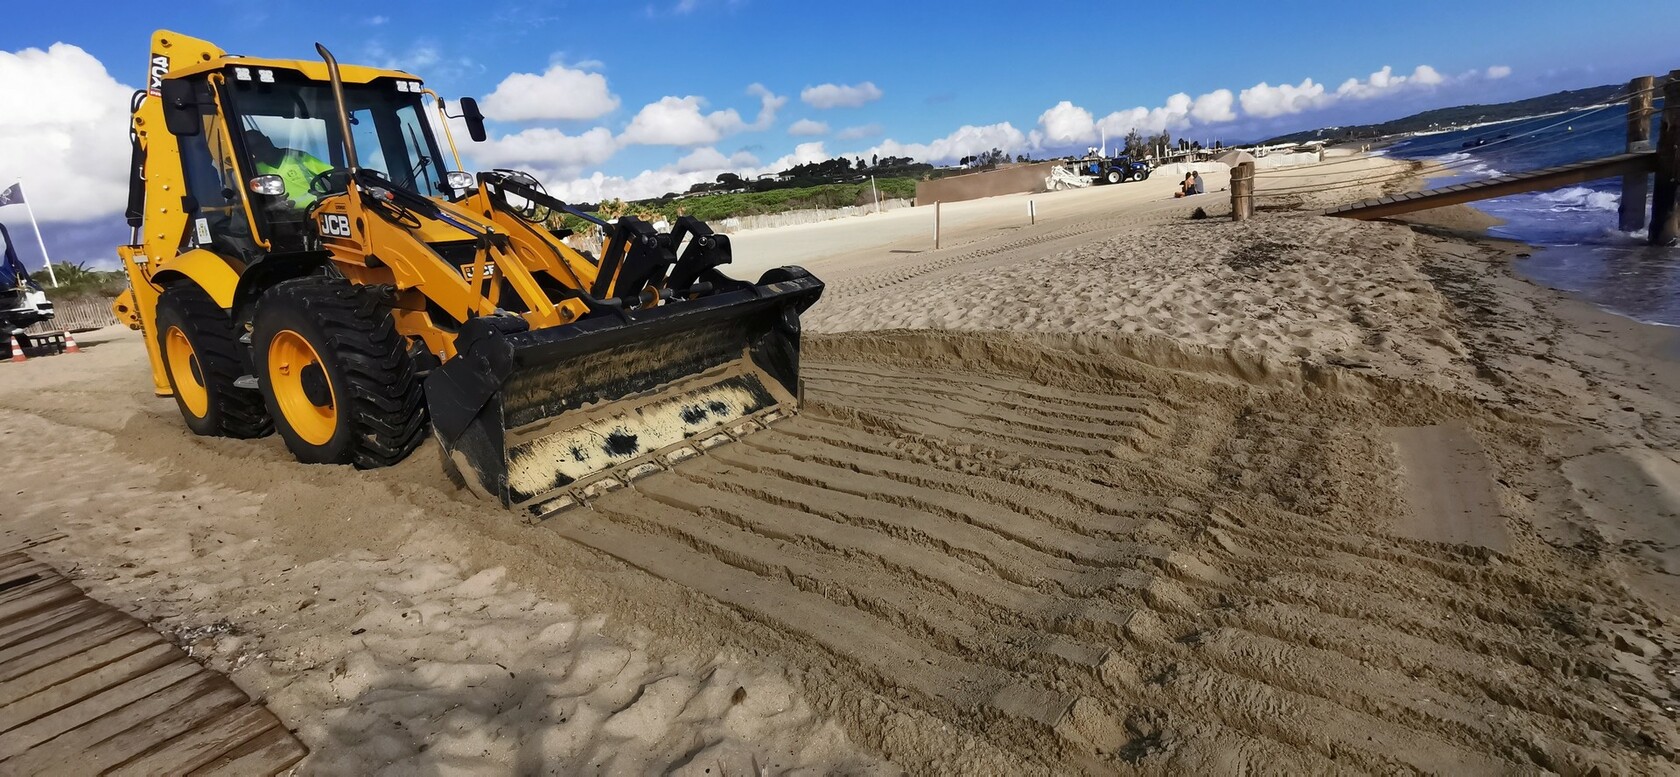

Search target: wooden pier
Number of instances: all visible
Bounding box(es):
[0,552,306,775]
[1325,152,1656,220]
[1326,70,1680,246]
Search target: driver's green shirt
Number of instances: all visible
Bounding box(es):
[255,150,333,208]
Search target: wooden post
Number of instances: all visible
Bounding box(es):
[934,201,942,249]
[1653,71,1680,245]
[1029,199,1035,225]
[1231,162,1255,221]
[1620,75,1655,232]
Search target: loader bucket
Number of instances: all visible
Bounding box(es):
[425,267,823,518]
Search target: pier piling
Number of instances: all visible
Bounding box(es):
[1620,75,1655,233]
[1652,71,1680,245]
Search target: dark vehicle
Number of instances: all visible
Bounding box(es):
[1069,155,1151,185]
[0,220,53,334]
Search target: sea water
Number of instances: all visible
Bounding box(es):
[1385,105,1679,327]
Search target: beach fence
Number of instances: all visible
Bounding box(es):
[26,296,119,334]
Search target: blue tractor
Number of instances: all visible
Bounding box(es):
[1073,155,1151,185]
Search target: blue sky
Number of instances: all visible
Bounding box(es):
[2,0,1677,267]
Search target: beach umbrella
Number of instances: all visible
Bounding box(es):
[1215,149,1256,167]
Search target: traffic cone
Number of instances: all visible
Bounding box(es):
[8,335,25,363]
[62,331,81,354]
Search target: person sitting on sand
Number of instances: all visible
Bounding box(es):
[1175,172,1195,198]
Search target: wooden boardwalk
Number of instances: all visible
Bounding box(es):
[0,551,305,775]
[1325,151,1656,220]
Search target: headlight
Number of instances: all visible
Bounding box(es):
[446,171,475,192]
[248,175,286,196]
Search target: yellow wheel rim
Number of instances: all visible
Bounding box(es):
[164,326,209,418]
[267,329,338,446]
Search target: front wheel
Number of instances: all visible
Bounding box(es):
[252,276,426,468]
[154,284,272,438]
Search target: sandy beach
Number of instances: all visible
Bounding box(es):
[3,155,1677,773]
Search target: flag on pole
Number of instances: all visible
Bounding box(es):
[0,183,22,207]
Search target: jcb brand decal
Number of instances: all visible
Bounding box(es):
[147,54,170,96]
[319,214,352,237]
[460,263,496,281]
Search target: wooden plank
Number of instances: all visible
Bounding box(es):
[189,723,309,776]
[0,571,53,602]
[0,615,148,687]
[105,703,279,777]
[0,609,131,667]
[0,578,72,615]
[1330,152,1659,220]
[0,598,101,651]
[0,632,166,708]
[0,582,82,626]
[0,673,241,775]
[0,558,51,584]
[0,658,199,759]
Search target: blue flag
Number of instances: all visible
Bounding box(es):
[0,183,20,207]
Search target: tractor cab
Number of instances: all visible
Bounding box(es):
[0,222,53,331]
[151,62,473,259]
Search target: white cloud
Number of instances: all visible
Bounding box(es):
[1240,78,1329,118]
[863,123,1028,164]
[471,127,619,177]
[1036,101,1095,144]
[801,81,883,109]
[743,83,786,130]
[367,15,389,25]
[1191,89,1236,123]
[481,62,619,121]
[619,85,784,146]
[619,96,737,146]
[1334,65,1445,100]
[788,118,829,136]
[836,123,883,140]
[1037,89,1223,148]
[1486,65,1512,79]
[0,43,135,223]
[1238,64,1466,120]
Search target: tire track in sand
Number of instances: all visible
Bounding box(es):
[541,330,1678,773]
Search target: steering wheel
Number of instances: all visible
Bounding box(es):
[307,168,353,199]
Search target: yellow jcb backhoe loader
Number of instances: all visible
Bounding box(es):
[113,31,823,517]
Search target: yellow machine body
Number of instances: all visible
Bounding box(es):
[116,31,822,515]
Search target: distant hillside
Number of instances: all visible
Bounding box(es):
[1258,83,1629,146]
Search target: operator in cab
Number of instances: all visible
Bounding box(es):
[245,129,332,209]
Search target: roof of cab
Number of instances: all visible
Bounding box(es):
[151,29,417,85]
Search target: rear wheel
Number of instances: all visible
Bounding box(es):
[154,284,272,438]
[252,276,426,468]
[1104,170,1122,185]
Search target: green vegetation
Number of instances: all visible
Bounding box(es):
[40,262,127,300]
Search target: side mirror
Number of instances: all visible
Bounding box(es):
[458,97,487,143]
[158,79,201,137]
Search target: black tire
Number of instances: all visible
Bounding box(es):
[1104,170,1122,185]
[252,276,426,468]
[154,284,273,438]
[1134,169,1151,182]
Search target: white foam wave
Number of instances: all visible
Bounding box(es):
[1538,186,1620,212]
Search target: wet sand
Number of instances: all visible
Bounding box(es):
[1,156,1676,773]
